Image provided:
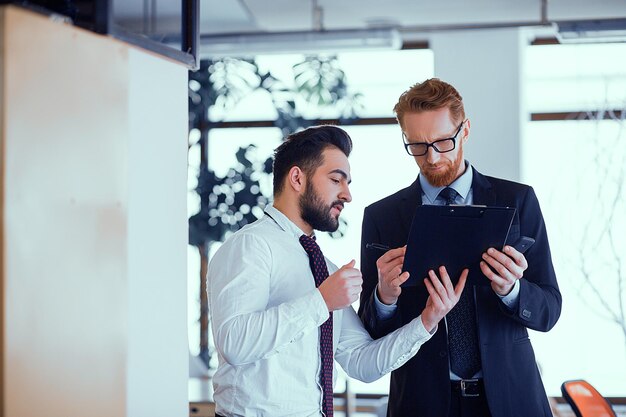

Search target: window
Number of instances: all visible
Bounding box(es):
[524,42,626,396]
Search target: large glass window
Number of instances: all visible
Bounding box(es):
[523,43,626,396]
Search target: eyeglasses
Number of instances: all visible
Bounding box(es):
[402,121,465,156]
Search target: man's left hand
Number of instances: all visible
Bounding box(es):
[480,246,528,296]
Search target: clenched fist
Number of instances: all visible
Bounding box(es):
[319,260,363,311]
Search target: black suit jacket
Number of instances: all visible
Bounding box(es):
[358,167,562,417]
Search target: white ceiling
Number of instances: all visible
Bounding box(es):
[207,0,626,34]
[114,0,626,43]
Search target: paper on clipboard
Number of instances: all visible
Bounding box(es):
[401,205,516,287]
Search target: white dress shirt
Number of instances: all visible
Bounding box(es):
[208,204,433,417]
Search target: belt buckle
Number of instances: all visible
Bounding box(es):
[460,379,480,397]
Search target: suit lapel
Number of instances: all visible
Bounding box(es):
[470,167,496,206]
[400,178,422,231]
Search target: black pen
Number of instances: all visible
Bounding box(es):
[366,243,390,252]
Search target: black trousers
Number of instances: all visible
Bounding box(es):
[448,379,493,417]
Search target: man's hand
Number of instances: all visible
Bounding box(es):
[480,246,528,296]
[319,260,363,312]
[376,246,410,305]
[420,266,468,332]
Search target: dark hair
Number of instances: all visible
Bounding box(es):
[393,78,465,128]
[272,125,352,195]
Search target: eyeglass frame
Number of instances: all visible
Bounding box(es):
[402,120,466,157]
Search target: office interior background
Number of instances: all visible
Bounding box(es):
[1,0,625,416]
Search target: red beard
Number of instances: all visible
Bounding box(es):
[421,148,464,187]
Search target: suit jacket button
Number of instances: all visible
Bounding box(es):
[522,309,532,319]
[439,350,447,358]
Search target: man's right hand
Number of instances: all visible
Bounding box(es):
[319,260,363,312]
[376,246,410,305]
[420,266,468,332]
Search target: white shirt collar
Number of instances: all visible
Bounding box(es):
[264,204,314,239]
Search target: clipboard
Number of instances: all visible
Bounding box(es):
[402,205,516,287]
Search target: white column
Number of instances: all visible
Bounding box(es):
[126,48,189,417]
[429,28,526,182]
[0,5,188,417]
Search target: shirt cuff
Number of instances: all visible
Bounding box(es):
[380,314,433,374]
[310,288,330,326]
[497,279,520,308]
[374,285,398,320]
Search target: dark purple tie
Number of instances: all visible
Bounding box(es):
[299,234,334,417]
[438,187,482,379]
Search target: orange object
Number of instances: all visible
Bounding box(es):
[561,380,616,417]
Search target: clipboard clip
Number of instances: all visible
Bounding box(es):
[442,205,488,218]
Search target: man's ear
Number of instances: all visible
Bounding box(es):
[287,166,306,192]
[461,119,471,145]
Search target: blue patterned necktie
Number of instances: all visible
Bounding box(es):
[438,187,482,379]
[439,186,458,205]
[299,234,334,417]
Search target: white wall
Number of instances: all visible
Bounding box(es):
[429,28,525,182]
[0,6,188,417]
[127,48,189,417]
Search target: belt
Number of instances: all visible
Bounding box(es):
[451,378,483,397]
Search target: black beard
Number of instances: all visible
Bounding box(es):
[299,181,340,232]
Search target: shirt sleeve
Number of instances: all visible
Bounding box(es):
[208,232,329,366]
[374,285,398,319]
[334,306,433,383]
[497,279,520,308]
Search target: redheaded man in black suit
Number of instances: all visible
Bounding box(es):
[358,78,561,417]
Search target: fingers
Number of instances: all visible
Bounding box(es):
[319,268,362,311]
[482,248,526,280]
[454,269,468,296]
[342,259,357,269]
[425,267,467,306]
[382,263,404,281]
[437,266,455,294]
[376,246,406,272]
[423,275,437,299]
[421,267,467,332]
[376,247,408,305]
[480,259,505,286]
[503,245,529,269]
[377,252,405,278]
[333,260,362,285]
[377,246,406,264]
[424,268,451,309]
[392,271,410,287]
[428,268,448,297]
[481,248,525,296]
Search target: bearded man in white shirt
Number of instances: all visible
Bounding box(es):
[208,125,467,417]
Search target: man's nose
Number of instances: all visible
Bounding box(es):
[425,146,440,164]
[340,184,352,203]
